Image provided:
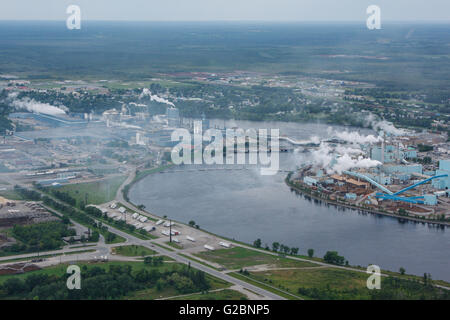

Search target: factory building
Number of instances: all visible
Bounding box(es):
[303,176,318,186]
[382,164,423,175]
[432,160,450,190]
[370,144,417,164]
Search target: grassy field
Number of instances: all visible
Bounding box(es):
[125,273,231,300]
[230,272,301,300]
[0,190,24,200]
[177,253,222,271]
[248,267,368,299]
[58,175,126,206]
[172,289,248,300]
[111,245,156,257]
[194,247,317,270]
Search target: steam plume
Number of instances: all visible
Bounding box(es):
[139,88,175,107]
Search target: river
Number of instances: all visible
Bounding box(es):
[130,120,450,281]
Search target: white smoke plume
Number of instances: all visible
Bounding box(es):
[371,120,406,136]
[8,93,66,116]
[310,143,381,174]
[140,88,175,107]
[365,113,406,136]
[332,154,382,174]
[327,127,381,144]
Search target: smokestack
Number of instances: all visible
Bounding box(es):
[381,132,385,164]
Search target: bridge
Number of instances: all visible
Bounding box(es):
[159,167,291,174]
[279,136,321,146]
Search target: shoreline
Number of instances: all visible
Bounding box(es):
[123,164,450,284]
[284,176,450,228]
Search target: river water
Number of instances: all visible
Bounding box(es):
[130,120,450,281]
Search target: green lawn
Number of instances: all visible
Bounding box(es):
[111,245,156,257]
[194,246,317,270]
[57,175,126,206]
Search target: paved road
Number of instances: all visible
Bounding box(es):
[95,214,285,300]
[4,181,284,300]
[115,166,450,292]
[111,168,285,299]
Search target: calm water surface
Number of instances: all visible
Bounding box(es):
[130,121,450,281]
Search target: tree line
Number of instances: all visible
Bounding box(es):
[0,263,211,300]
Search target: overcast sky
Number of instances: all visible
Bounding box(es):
[0,0,449,22]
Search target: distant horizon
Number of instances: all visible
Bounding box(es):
[0,19,449,24]
[1,1,449,22]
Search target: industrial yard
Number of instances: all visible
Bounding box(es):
[290,130,450,222]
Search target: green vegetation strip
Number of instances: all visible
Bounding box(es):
[151,242,174,252]
[194,246,317,270]
[165,241,183,250]
[0,249,96,265]
[177,253,221,271]
[111,245,157,257]
[230,272,302,300]
[57,175,126,206]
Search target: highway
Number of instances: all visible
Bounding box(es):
[111,168,286,299]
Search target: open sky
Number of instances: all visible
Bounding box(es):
[0,0,449,22]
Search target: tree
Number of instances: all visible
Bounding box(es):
[188,220,196,227]
[290,247,299,255]
[307,249,314,258]
[399,267,405,275]
[2,278,25,295]
[280,244,290,255]
[323,251,345,266]
[253,238,262,248]
[156,279,165,291]
[272,242,280,252]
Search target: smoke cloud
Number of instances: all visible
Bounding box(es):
[8,92,67,116]
[332,154,382,174]
[140,88,175,107]
[365,113,407,136]
[327,127,381,144]
[309,142,381,174]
